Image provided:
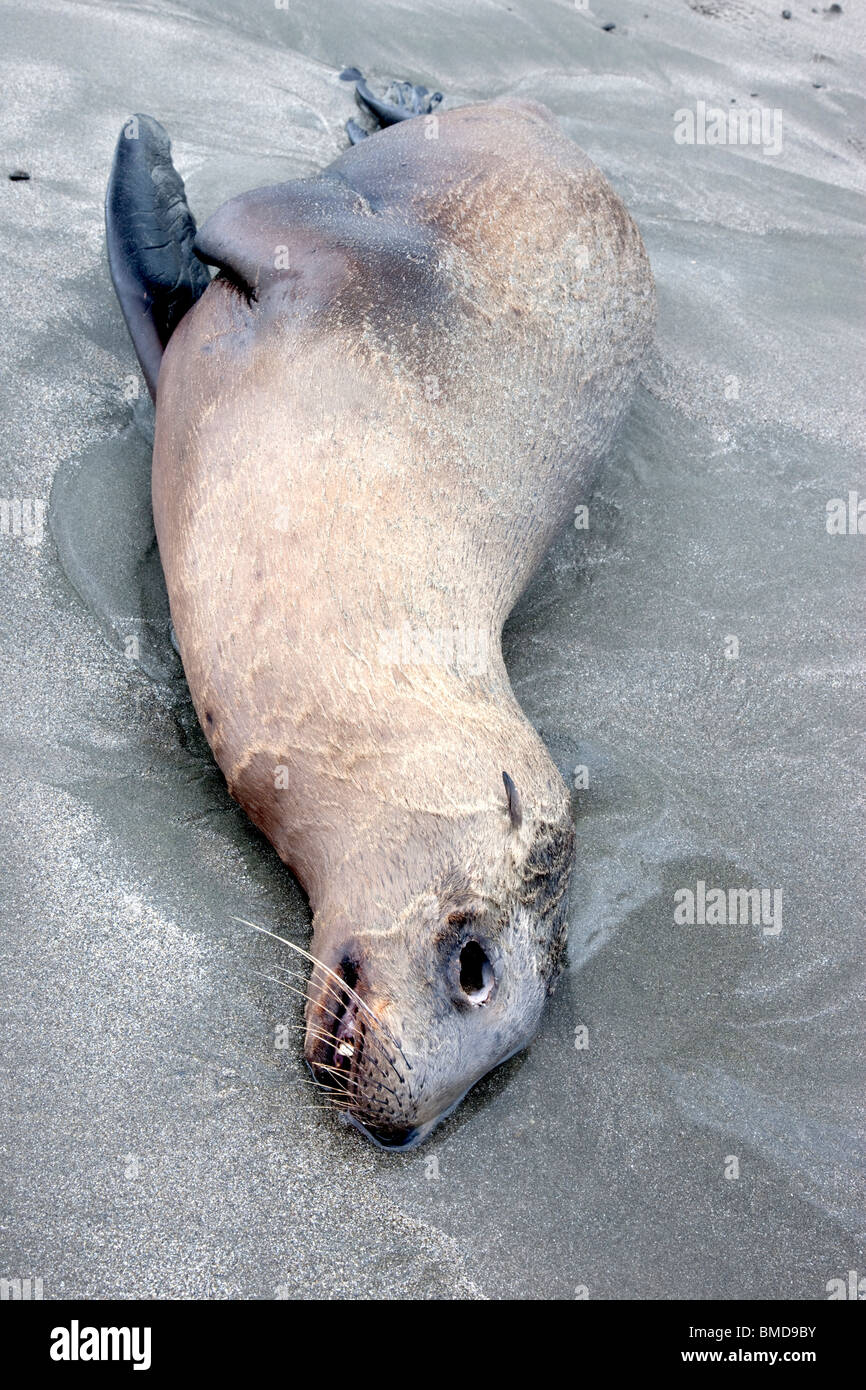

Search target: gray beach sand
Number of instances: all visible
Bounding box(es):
[0,0,863,1298]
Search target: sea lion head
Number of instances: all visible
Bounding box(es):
[303,762,575,1150]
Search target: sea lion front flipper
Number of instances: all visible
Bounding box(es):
[105,115,211,401]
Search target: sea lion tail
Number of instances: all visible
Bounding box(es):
[105,114,210,401]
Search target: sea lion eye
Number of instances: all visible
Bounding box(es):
[457,940,495,1005]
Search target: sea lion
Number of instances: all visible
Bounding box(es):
[106,76,655,1148]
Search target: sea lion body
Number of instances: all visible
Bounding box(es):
[127,98,654,1146]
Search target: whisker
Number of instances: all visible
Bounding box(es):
[237,919,409,1060]
[240,916,416,1109]
[257,973,405,1097]
[301,957,413,1089]
[270,963,408,1086]
[307,977,414,1084]
[267,964,358,1028]
[260,971,401,1084]
[300,1084,354,1106]
[297,1077,348,1098]
[291,1104,354,1115]
[239,917,413,1091]
[315,1063,352,1084]
[255,970,345,1028]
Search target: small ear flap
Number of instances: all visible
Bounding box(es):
[502,770,522,832]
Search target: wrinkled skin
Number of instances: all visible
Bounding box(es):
[152,100,655,1146]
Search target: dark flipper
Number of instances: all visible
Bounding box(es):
[105,114,210,401]
[347,73,443,143]
[346,118,371,147]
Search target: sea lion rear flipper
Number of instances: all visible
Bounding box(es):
[105,114,211,401]
[348,74,443,143]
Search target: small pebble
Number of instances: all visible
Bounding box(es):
[782,8,791,17]
[602,22,616,30]
[9,170,30,181]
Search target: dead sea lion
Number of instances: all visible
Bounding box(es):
[106,76,655,1148]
